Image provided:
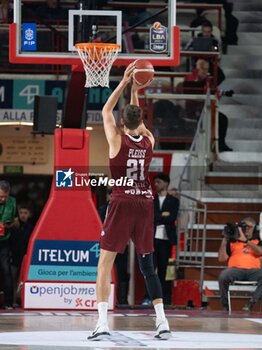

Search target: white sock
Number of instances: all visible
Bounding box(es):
[154,302,166,323]
[97,302,108,325]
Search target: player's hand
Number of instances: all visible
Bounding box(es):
[132,79,153,91]
[12,217,20,228]
[4,220,14,228]
[162,211,170,217]
[0,223,5,237]
[122,62,135,85]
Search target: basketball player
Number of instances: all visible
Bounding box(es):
[88,62,171,341]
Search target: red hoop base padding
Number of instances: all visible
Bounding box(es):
[20,129,112,310]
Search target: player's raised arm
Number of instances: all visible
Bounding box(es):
[131,81,155,148]
[102,62,135,143]
[130,81,140,107]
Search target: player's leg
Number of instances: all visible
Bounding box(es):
[133,199,171,339]
[96,249,117,302]
[90,197,131,340]
[115,245,130,305]
[88,248,117,341]
[137,253,171,339]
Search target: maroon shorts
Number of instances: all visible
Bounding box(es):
[100,196,154,254]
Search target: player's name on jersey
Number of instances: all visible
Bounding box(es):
[128,149,146,158]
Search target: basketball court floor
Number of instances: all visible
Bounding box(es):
[0,309,262,349]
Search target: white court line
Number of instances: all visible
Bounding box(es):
[0,331,262,348]
[0,312,188,317]
[246,318,262,324]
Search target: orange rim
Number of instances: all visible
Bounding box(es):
[75,42,120,52]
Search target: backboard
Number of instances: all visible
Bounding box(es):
[10,0,180,67]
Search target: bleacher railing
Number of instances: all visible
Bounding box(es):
[176,90,214,299]
[176,193,207,299]
[178,89,213,196]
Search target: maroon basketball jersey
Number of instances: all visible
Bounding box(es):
[109,134,153,198]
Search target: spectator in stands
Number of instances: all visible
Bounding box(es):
[152,99,186,146]
[0,180,16,309]
[184,58,211,87]
[184,20,225,85]
[185,20,220,52]
[153,173,179,305]
[222,2,238,48]
[142,173,179,305]
[218,216,262,311]
[0,0,12,23]
[98,187,130,306]
[199,20,219,43]
[190,0,238,52]
[10,203,34,306]
[112,0,152,50]
[183,58,232,152]
[36,0,67,22]
[0,0,11,62]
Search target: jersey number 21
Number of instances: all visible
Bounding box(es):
[126,159,145,181]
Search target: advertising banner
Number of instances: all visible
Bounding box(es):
[22,23,37,51]
[28,240,100,282]
[0,79,118,124]
[24,282,115,310]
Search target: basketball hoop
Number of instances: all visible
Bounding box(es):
[75,43,120,88]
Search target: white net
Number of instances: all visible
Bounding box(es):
[75,43,120,88]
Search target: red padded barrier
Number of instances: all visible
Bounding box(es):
[23,129,102,283]
[172,280,201,307]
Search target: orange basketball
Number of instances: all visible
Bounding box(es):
[133,59,155,86]
[153,21,162,29]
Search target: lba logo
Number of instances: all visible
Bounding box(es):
[56,168,74,188]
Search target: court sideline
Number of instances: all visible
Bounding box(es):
[0,309,262,349]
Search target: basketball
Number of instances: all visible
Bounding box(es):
[153,21,162,29]
[133,59,155,86]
